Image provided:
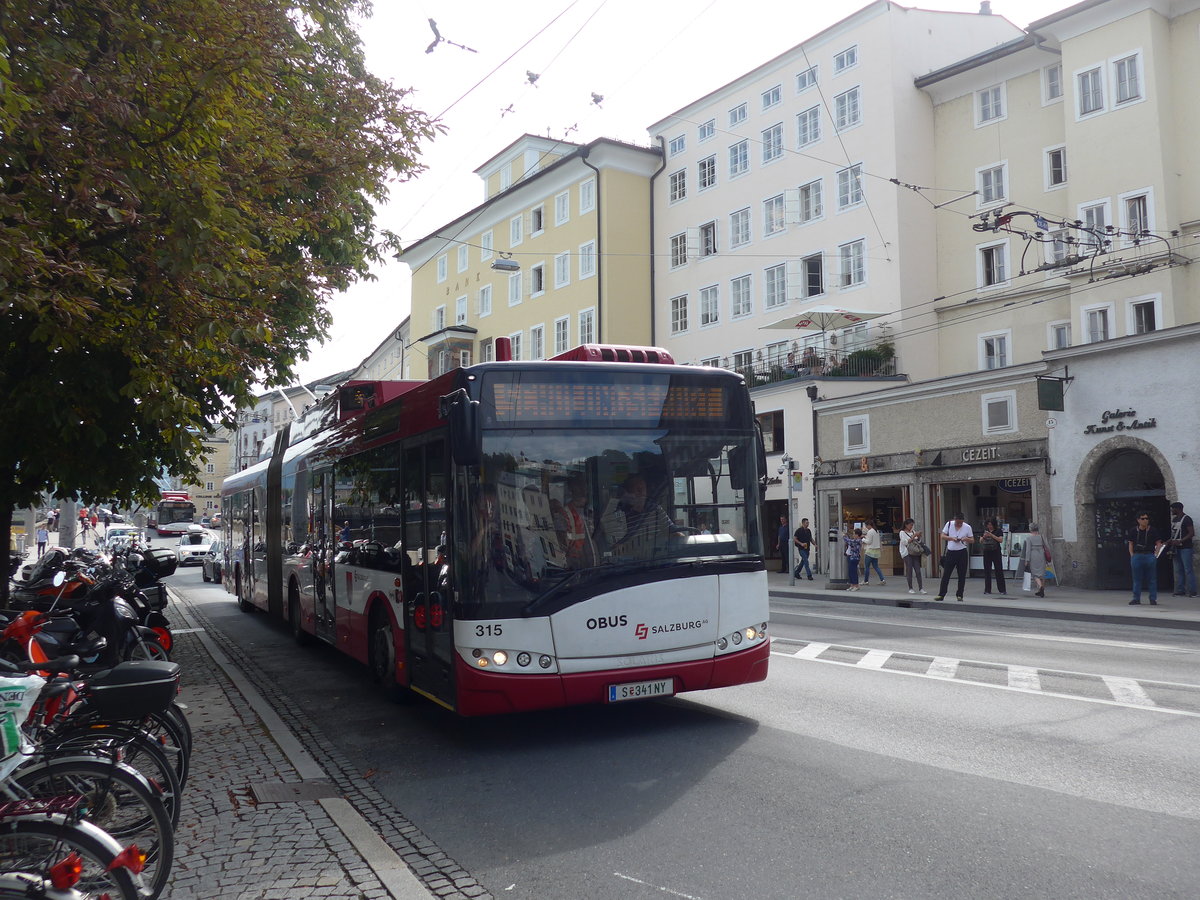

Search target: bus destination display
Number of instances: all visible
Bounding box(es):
[489,381,727,425]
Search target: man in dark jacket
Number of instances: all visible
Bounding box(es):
[793,518,814,579]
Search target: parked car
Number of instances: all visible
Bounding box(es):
[102,525,144,551]
[176,525,216,566]
[201,538,225,583]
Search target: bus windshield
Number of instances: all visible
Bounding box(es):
[460,369,762,618]
[157,502,195,527]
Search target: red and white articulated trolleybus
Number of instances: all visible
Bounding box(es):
[153,491,196,536]
[220,345,770,715]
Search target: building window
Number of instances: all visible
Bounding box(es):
[763,195,785,235]
[579,178,596,213]
[433,305,446,331]
[1114,54,1141,104]
[457,245,469,273]
[979,331,1010,369]
[668,134,686,156]
[206,463,215,474]
[698,155,716,189]
[837,164,863,209]
[478,284,492,317]
[803,253,824,297]
[977,85,1004,123]
[844,415,869,453]
[530,205,544,235]
[530,262,545,296]
[1122,192,1150,238]
[834,46,858,73]
[834,87,861,130]
[700,285,719,326]
[762,85,781,109]
[578,240,596,279]
[455,295,468,325]
[508,331,523,361]
[729,102,747,127]
[699,221,717,256]
[579,308,595,344]
[982,391,1016,435]
[509,215,523,246]
[698,119,715,141]
[1049,321,1071,349]
[729,139,749,178]
[529,324,545,360]
[764,264,786,308]
[481,339,493,362]
[554,252,570,289]
[1128,296,1158,334]
[796,65,817,91]
[436,255,447,283]
[508,271,522,306]
[1084,305,1112,342]
[480,231,493,261]
[554,316,570,354]
[1044,64,1062,101]
[670,295,688,334]
[1046,229,1069,264]
[555,191,570,226]
[979,242,1007,287]
[731,274,752,318]
[797,106,820,147]
[839,240,865,287]
[761,123,783,163]
[757,411,785,454]
[670,232,688,268]
[798,179,823,223]
[1080,201,1110,249]
[730,208,751,248]
[1046,146,1067,188]
[1078,67,1103,116]
[732,350,754,376]
[978,163,1006,205]
[669,169,686,203]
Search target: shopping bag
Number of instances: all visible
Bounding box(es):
[1022,571,1033,592]
[1044,561,1057,582]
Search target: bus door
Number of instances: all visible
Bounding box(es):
[401,437,456,707]
[310,468,337,642]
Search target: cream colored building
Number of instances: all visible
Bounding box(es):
[355,316,410,380]
[400,135,663,374]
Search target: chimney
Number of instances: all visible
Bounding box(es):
[980,1,992,13]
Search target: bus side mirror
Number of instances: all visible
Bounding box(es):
[728,445,746,486]
[442,390,480,467]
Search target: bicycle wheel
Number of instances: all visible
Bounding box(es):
[12,757,174,900]
[0,870,88,898]
[0,815,142,900]
[124,637,170,662]
[159,702,193,757]
[43,726,182,829]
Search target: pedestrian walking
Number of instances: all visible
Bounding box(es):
[898,518,926,594]
[843,527,863,591]
[36,525,49,558]
[792,517,814,580]
[933,512,974,602]
[1021,523,1049,598]
[980,518,1007,595]
[1168,501,1196,597]
[862,522,885,585]
[776,515,790,574]
[1126,512,1163,605]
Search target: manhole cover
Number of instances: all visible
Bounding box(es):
[251,781,341,803]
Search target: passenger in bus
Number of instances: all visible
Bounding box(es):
[554,476,596,569]
[601,474,684,559]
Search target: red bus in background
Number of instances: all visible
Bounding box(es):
[220,348,770,716]
[153,491,196,536]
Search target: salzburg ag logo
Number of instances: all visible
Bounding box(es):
[635,623,648,640]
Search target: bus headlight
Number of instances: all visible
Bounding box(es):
[492,650,508,666]
[744,626,758,641]
[517,652,531,667]
[539,654,553,669]
[716,637,728,651]
[731,630,743,645]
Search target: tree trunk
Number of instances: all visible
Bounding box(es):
[1,504,12,606]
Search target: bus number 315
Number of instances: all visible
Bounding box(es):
[475,624,503,637]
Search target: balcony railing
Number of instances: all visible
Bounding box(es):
[720,346,899,388]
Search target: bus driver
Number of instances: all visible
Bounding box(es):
[601,474,684,559]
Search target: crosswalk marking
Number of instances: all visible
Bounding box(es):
[1101,675,1155,706]
[792,642,830,660]
[1008,665,1041,691]
[857,649,892,669]
[926,657,959,679]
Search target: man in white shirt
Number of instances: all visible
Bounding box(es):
[934,512,974,602]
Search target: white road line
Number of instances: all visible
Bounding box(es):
[792,642,830,659]
[771,608,1200,654]
[613,873,705,899]
[1008,665,1041,691]
[1102,675,1157,706]
[858,648,892,669]
[926,657,959,679]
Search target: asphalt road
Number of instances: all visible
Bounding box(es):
[171,564,1200,900]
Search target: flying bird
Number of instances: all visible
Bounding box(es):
[526,71,540,87]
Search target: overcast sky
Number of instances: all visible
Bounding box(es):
[293,0,1050,384]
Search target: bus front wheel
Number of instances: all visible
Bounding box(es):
[236,569,253,613]
[369,614,411,704]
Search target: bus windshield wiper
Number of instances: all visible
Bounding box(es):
[520,563,648,617]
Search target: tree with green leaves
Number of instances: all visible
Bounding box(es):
[0,0,437,585]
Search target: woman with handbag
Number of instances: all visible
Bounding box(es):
[980,518,1007,596]
[898,518,927,594]
[843,527,864,591]
[1021,522,1049,598]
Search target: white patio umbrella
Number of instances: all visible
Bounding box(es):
[760,304,884,335]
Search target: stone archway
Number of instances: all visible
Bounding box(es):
[1074,436,1175,590]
